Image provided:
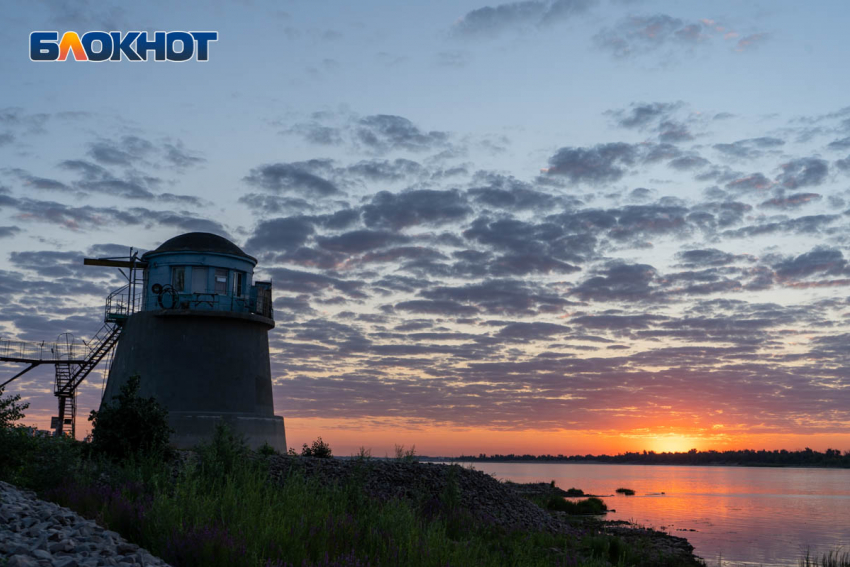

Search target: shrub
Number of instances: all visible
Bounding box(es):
[799,548,850,567]
[196,422,249,478]
[0,386,29,429]
[88,375,173,462]
[301,436,332,458]
[564,487,584,496]
[0,387,31,481]
[393,443,418,462]
[0,426,32,482]
[546,496,608,515]
[616,487,636,495]
[20,434,82,492]
[353,446,372,460]
[258,442,277,456]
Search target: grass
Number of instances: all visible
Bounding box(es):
[46,456,565,567]
[800,549,850,567]
[1,429,703,567]
[615,488,635,496]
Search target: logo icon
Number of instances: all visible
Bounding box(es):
[30,31,218,62]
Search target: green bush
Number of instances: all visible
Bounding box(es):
[0,428,83,492]
[301,436,332,458]
[616,487,636,495]
[547,496,608,515]
[0,426,32,482]
[394,443,418,462]
[565,487,585,496]
[257,441,277,456]
[196,422,250,478]
[0,386,28,429]
[88,375,173,462]
[0,386,39,485]
[353,446,372,460]
[22,434,83,492]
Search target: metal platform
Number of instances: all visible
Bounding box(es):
[0,250,142,436]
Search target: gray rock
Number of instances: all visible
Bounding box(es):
[1,483,172,567]
[48,541,67,553]
[27,521,51,537]
[7,555,40,567]
[7,542,30,555]
[28,534,48,551]
[116,542,138,554]
[22,516,39,529]
[77,525,93,537]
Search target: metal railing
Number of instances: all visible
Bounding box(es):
[255,287,273,319]
[155,291,273,319]
[0,338,86,363]
[105,284,143,322]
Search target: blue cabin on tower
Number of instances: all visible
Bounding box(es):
[140,232,272,317]
[100,232,286,451]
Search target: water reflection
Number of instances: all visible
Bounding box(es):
[448,462,850,566]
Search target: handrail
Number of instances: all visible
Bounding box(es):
[0,338,86,363]
[105,284,143,322]
[156,291,272,319]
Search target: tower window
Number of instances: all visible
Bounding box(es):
[192,267,208,293]
[233,272,245,297]
[215,269,228,294]
[172,266,185,291]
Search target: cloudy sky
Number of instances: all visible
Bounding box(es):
[2,0,849,456]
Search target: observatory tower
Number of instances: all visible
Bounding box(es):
[100,232,286,451]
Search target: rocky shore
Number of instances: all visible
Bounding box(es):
[504,481,609,498]
[1,457,702,566]
[265,455,568,533]
[501,478,697,559]
[0,481,169,567]
[265,456,702,565]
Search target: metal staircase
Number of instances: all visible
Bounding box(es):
[56,324,123,398]
[0,249,141,438]
[53,362,75,437]
[51,323,122,437]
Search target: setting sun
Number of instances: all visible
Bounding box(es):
[647,435,701,454]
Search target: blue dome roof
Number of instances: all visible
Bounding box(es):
[143,232,256,263]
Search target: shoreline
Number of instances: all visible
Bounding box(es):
[1,447,706,566]
[263,456,706,566]
[507,479,701,564]
[416,458,850,470]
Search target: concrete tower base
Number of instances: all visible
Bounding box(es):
[101,310,286,452]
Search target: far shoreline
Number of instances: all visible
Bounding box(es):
[409,457,850,470]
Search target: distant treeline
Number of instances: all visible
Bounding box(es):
[437,448,850,468]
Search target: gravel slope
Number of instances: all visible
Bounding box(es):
[0,481,169,567]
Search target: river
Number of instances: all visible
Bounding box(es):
[445,462,850,566]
